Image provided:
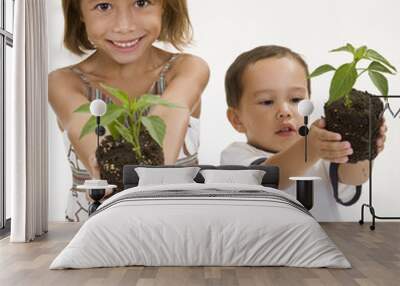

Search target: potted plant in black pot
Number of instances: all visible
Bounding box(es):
[74,84,181,192]
[310,43,397,163]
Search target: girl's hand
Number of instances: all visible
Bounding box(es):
[88,153,101,179]
[308,118,353,164]
[376,118,387,154]
[87,154,113,198]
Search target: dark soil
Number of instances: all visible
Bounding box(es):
[96,130,164,193]
[324,89,384,163]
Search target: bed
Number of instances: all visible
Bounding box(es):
[50,165,350,269]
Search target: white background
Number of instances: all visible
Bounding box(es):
[47,0,400,221]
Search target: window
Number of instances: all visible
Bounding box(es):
[0,0,14,236]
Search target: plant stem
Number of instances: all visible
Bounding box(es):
[344,95,352,108]
[135,110,146,159]
[128,113,142,159]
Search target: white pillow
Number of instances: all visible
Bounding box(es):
[200,169,266,185]
[135,167,201,186]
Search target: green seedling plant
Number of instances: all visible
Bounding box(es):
[74,84,182,160]
[310,43,397,106]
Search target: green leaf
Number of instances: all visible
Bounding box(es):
[108,114,128,140]
[330,43,356,55]
[114,121,134,144]
[107,114,125,140]
[368,70,388,96]
[107,120,122,140]
[136,94,183,111]
[78,104,126,140]
[79,116,97,139]
[100,104,127,126]
[328,63,358,105]
[365,49,397,72]
[100,84,130,106]
[74,103,90,113]
[355,45,367,61]
[309,64,336,78]
[368,61,395,74]
[141,116,166,147]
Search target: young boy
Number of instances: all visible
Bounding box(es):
[220,45,387,221]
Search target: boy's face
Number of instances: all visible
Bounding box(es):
[80,0,163,64]
[228,57,309,152]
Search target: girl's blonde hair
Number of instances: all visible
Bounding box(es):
[62,0,192,55]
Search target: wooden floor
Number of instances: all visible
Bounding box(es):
[0,222,399,286]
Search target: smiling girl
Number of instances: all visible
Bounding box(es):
[49,0,209,221]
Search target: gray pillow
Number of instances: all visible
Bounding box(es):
[200,169,266,185]
[136,167,201,186]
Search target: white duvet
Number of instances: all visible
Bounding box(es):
[50,183,351,269]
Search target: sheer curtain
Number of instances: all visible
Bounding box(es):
[9,0,48,242]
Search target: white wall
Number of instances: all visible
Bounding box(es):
[48,0,400,221]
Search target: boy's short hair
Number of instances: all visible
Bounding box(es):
[62,0,192,55]
[225,45,311,108]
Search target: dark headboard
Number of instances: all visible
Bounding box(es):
[123,164,279,189]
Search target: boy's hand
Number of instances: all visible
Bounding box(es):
[376,118,387,154]
[308,118,353,164]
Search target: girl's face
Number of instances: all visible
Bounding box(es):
[229,57,309,152]
[80,0,163,64]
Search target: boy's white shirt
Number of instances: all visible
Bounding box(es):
[220,142,358,221]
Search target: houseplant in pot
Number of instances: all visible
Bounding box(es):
[74,84,181,192]
[310,43,397,163]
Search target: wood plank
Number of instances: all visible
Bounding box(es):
[0,222,399,286]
